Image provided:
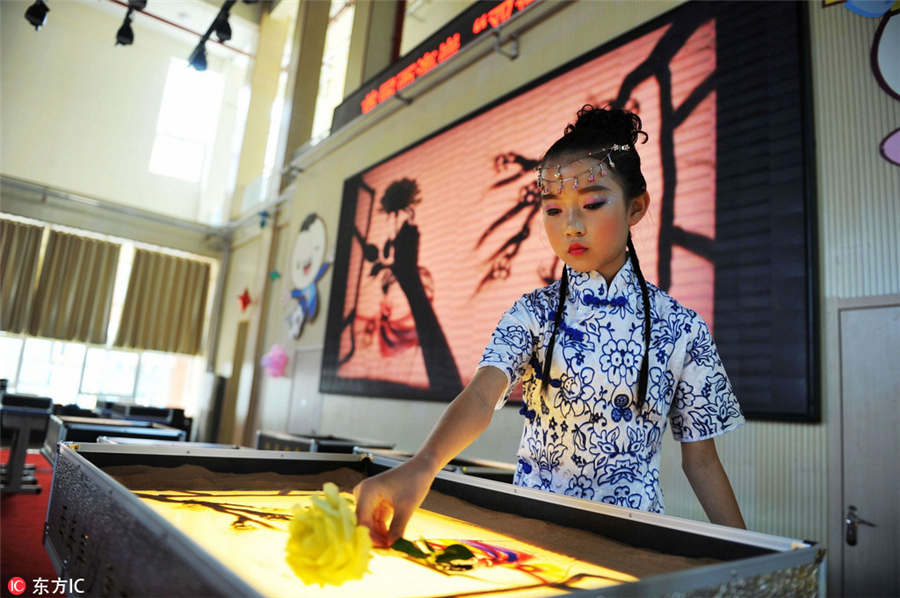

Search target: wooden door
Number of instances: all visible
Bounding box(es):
[839,303,900,597]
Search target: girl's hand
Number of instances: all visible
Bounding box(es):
[353,368,505,546]
[353,457,435,547]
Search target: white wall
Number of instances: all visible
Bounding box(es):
[216,231,262,376]
[0,0,252,224]
[255,217,298,433]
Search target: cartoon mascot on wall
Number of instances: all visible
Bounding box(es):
[287,213,330,339]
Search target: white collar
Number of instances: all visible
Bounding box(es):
[565,256,642,312]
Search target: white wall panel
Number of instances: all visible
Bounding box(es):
[811,7,900,297]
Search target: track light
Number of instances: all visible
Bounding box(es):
[187,0,236,70]
[25,0,50,30]
[188,0,243,71]
[213,13,232,43]
[116,8,134,46]
[189,42,207,71]
[116,2,146,47]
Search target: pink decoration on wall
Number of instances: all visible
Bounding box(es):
[260,345,290,377]
[881,128,900,165]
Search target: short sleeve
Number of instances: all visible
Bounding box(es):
[477,297,537,409]
[669,317,745,442]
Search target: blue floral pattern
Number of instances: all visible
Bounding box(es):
[478,258,744,513]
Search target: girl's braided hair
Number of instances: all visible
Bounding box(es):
[538,105,652,410]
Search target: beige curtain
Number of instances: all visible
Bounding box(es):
[1,219,44,333]
[28,230,121,343]
[115,249,210,354]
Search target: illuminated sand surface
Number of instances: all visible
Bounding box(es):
[136,490,637,597]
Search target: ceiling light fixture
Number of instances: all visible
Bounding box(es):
[116,1,149,46]
[213,7,232,42]
[188,42,208,71]
[116,7,135,45]
[25,0,50,30]
[187,0,237,71]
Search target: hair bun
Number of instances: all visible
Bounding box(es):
[542,103,649,199]
[565,104,648,147]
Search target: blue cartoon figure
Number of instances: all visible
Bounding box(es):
[288,213,330,339]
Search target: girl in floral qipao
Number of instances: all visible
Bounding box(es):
[355,105,746,546]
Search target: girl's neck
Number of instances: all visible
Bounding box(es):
[595,251,628,286]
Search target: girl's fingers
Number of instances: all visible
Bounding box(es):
[353,481,378,530]
[353,467,427,547]
[386,504,413,547]
[371,501,393,546]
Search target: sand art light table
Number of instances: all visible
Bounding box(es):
[43,443,824,597]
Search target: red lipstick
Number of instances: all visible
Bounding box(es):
[568,243,587,256]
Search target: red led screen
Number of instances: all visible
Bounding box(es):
[322,2,817,421]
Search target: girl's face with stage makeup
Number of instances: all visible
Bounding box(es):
[540,154,647,282]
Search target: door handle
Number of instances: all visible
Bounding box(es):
[845,505,877,546]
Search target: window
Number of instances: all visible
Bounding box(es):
[0,336,23,387]
[149,59,225,182]
[0,332,206,414]
[16,338,86,406]
[134,352,176,408]
[0,221,215,416]
[134,352,205,415]
[81,348,140,397]
[310,1,356,141]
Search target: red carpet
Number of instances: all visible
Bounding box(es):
[1,450,57,598]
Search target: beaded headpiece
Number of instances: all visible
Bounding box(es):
[536,144,632,195]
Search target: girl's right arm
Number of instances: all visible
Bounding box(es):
[353,366,508,546]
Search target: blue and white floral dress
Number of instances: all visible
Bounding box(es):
[478,258,744,513]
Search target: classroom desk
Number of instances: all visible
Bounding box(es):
[255,429,394,453]
[352,447,517,484]
[41,414,186,464]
